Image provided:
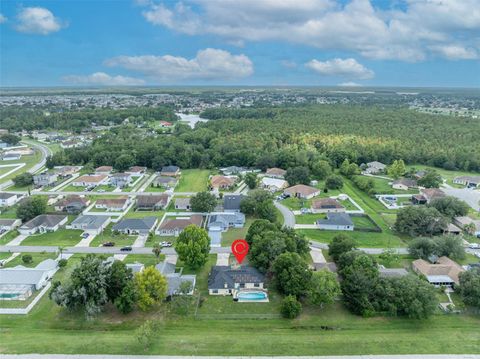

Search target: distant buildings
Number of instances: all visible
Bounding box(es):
[453,176,480,188]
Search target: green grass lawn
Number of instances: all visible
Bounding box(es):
[3,251,57,268]
[124,209,164,219]
[0,206,18,219]
[89,225,137,247]
[373,254,415,269]
[295,213,325,224]
[94,185,116,192]
[144,185,166,192]
[220,218,254,247]
[351,215,379,230]
[0,230,20,245]
[61,184,86,192]
[175,169,211,192]
[355,175,419,195]
[20,229,83,247]
[407,164,480,187]
[0,151,42,187]
[298,229,405,248]
[124,254,164,267]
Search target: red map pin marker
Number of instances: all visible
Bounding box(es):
[231,239,249,264]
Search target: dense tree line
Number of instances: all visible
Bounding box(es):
[44,105,480,173]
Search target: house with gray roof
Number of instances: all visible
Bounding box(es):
[18,214,68,235]
[160,166,180,177]
[33,172,58,187]
[156,215,203,236]
[208,265,265,295]
[0,218,22,231]
[112,217,158,235]
[207,212,245,231]
[152,176,178,189]
[223,194,244,212]
[68,215,110,235]
[136,194,170,211]
[110,173,132,188]
[453,176,480,188]
[174,198,191,211]
[317,213,354,231]
[363,161,387,174]
[155,261,196,296]
[0,192,21,207]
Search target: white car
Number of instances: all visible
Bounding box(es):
[468,243,480,249]
[161,241,173,247]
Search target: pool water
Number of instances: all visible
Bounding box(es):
[237,291,268,301]
[0,293,20,299]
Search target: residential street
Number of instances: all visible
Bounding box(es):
[274,200,295,228]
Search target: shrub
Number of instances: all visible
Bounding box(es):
[281,295,302,319]
[22,254,33,264]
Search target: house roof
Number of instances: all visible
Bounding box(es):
[57,195,88,208]
[261,177,288,188]
[412,256,464,284]
[96,197,129,208]
[111,173,130,179]
[95,166,112,172]
[156,261,177,275]
[208,265,265,290]
[20,214,67,230]
[75,174,107,183]
[0,259,57,286]
[223,194,244,211]
[367,161,386,169]
[136,194,169,207]
[317,213,353,227]
[0,192,17,200]
[284,184,319,196]
[393,178,417,187]
[70,215,109,230]
[454,175,480,183]
[128,166,147,173]
[154,176,177,184]
[112,217,157,232]
[266,167,286,176]
[379,268,409,278]
[159,215,203,231]
[161,166,180,173]
[210,175,235,187]
[0,218,20,226]
[175,198,191,207]
[208,212,245,227]
[421,188,446,200]
[311,198,344,210]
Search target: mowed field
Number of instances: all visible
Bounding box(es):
[0,254,479,355]
[175,169,213,192]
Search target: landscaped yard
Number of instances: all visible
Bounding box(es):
[175,169,212,192]
[20,229,83,247]
[124,254,164,267]
[406,164,480,187]
[295,213,325,224]
[0,230,20,245]
[89,225,137,247]
[0,206,19,219]
[124,209,164,219]
[2,251,58,268]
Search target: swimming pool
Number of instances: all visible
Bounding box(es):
[236,291,268,302]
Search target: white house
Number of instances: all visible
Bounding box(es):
[18,214,68,235]
[0,193,21,207]
[261,177,288,192]
[208,266,265,296]
[0,218,21,231]
[68,215,110,235]
[72,175,108,187]
[317,213,354,231]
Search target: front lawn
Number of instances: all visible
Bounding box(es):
[89,225,137,247]
[0,230,20,245]
[124,254,164,267]
[175,169,211,192]
[220,218,254,247]
[298,229,405,248]
[3,251,58,268]
[20,229,83,247]
[295,213,325,224]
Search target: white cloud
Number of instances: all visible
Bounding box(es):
[138,0,480,62]
[0,14,7,24]
[15,7,64,35]
[104,48,254,81]
[62,72,145,86]
[429,45,479,60]
[338,81,363,87]
[306,58,374,79]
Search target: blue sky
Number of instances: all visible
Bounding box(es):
[0,0,479,87]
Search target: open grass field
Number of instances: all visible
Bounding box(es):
[20,229,83,247]
[356,175,419,195]
[295,213,325,224]
[0,254,479,355]
[0,150,42,186]
[175,169,212,192]
[0,206,18,219]
[298,229,405,248]
[124,209,164,219]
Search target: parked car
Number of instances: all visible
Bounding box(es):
[102,242,115,247]
[120,246,132,251]
[81,233,89,238]
[161,241,172,247]
[468,243,480,249]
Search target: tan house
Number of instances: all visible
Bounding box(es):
[392,178,417,191]
[420,188,446,203]
[95,166,113,175]
[210,175,236,190]
[95,197,130,211]
[284,184,320,199]
[412,256,464,288]
[311,198,345,213]
[156,215,203,236]
[72,175,107,187]
[265,167,287,179]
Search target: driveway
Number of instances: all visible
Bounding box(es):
[274,201,295,228]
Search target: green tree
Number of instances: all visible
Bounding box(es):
[285,166,310,185]
[378,248,400,267]
[114,153,135,171]
[22,254,33,264]
[435,235,466,261]
[273,252,312,297]
[428,196,469,219]
[325,175,344,190]
[340,159,360,178]
[307,270,341,308]
[115,280,137,314]
[408,237,438,260]
[16,196,47,222]
[394,206,447,237]
[328,234,356,262]
[174,225,210,269]
[190,191,217,212]
[417,170,442,188]
[152,243,162,263]
[107,260,133,302]
[135,320,159,351]
[244,172,258,189]
[311,160,332,180]
[387,160,406,179]
[281,295,302,319]
[458,268,480,308]
[245,219,278,246]
[240,189,276,222]
[0,133,20,145]
[13,172,34,187]
[135,267,168,311]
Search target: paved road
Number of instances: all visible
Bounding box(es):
[274,200,295,228]
[1,355,479,359]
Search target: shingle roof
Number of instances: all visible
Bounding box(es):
[412,256,464,284]
[161,166,180,173]
[96,197,128,208]
[0,192,17,200]
[208,265,265,290]
[136,194,169,208]
[223,194,244,211]
[20,214,67,230]
[284,184,319,196]
[0,259,57,286]
[210,175,235,187]
[70,215,109,230]
[175,198,191,207]
[112,217,157,232]
[311,198,344,210]
[266,167,286,176]
[317,213,353,226]
[159,215,203,231]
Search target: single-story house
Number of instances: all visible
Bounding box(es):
[112,217,158,235]
[18,214,68,235]
[160,166,180,177]
[54,166,82,177]
[207,212,245,231]
[261,177,288,192]
[60,140,81,149]
[412,256,464,288]
[444,223,462,235]
[210,175,236,190]
[156,215,203,236]
[208,265,265,295]
[68,215,110,235]
[0,259,58,300]
[392,178,417,191]
[223,194,244,212]
[155,261,196,296]
[110,173,132,188]
[421,188,446,203]
[54,195,90,214]
[95,197,130,211]
[413,170,427,180]
[152,175,178,189]
[0,218,21,231]
[72,174,108,187]
[317,212,354,231]
[126,166,147,176]
[284,184,320,199]
[311,198,345,213]
[220,166,247,176]
[33,172,58,187]
[411,194,428,205]
[453,176,480,188]
[136,194,170,211]
[159,121,173,128]
[453,216,480,236]
[2,153,21,161]
[175,198,191,211]
[95,166,113,175]
[378,267,409,278]
[265,167,287,179]
[363,161,387,175]
[0,192,21,207]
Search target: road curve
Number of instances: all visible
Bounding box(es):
[274,200,295,228]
